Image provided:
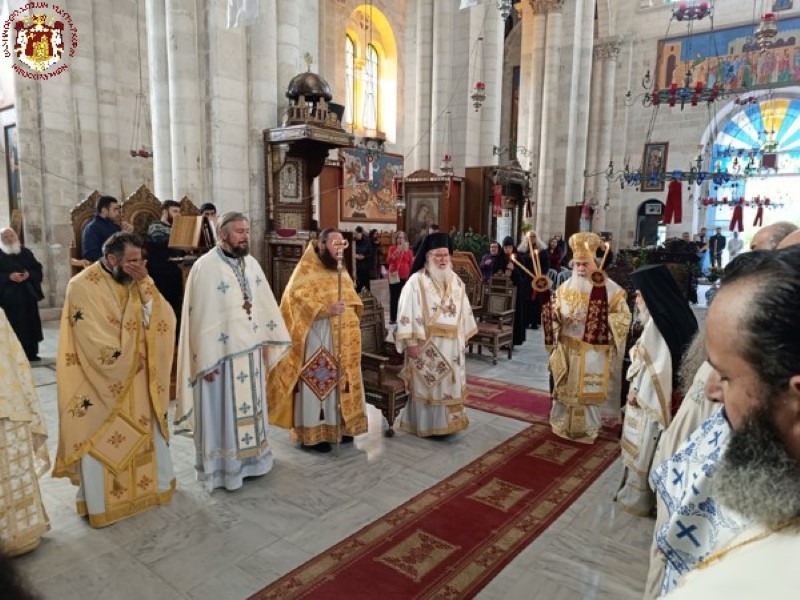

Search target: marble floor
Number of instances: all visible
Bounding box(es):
[15,313,656,600]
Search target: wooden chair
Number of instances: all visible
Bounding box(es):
[451,251,484,317]
[121,185,162,236]
[179,195,200,216]
[69,191,101,275]
[468,274,516,365]
[359,288,409,437]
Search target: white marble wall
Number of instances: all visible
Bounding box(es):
[15,0,152,307]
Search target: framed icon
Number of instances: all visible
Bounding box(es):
[641,142,669,192]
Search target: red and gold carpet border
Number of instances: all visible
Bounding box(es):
[250,422,619,600]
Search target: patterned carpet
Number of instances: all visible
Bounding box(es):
[465,375,551,424]
[249,421,619,599]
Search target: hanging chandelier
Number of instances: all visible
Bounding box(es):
[496,0,512,21]
[624,1,729,110]
[439,111,454,175]
[129,0,151,158]
[754,13,778,52]
[470,35,486,111]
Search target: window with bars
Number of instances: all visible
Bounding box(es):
[362,44,379,131]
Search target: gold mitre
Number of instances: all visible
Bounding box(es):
[569,232,601,260]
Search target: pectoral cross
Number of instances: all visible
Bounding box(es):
[243,296,253,320]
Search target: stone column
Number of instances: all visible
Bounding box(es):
[524,1,547,177]
[275,0,303,103]
[165,0,205,201]
[146,0,173,199]
[585,46,605,199]
[594,40,621,231]
[465,2,504,167]
[429,0,453,172]
[247,2,279,260]
[535,0,563,235]
[412,0,433,171]
[563,0,594,208]
[93,0,124,193]
[514,2,534,164]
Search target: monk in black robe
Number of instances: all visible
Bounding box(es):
[0,228,44,360]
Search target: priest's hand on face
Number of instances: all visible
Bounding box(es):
[327,300,345,316]
[124,259,149,282]
[407,345,420,359]
[203,368,220,383]
[121,220,134,233]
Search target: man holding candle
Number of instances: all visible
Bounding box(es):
[548,232,631,443]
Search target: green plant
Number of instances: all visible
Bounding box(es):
[449,228,491,264]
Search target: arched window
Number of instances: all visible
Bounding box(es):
[362,44,379,131]
[343,6,397,141]
[344,36,355,126]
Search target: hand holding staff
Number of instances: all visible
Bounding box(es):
[331,237,349,456]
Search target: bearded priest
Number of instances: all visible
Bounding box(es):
[395,232,478,437]
[267,229,367,453]
[175,213,291,490]
[548,232,631,443]
[54,232,176,527]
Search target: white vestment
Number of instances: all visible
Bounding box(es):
[617,314,673,516]
[176,248,290,491]
[644,361,721,598]
[395,269,477,437]
[650,408,747,596]
[665,523,800,599]
[0,311,49,556]
[726,237,744,261]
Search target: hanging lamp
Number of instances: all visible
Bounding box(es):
[129,0,152,158]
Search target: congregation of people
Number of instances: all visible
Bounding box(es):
[2,202,800,599]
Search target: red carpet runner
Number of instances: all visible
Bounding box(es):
[465,375,551,423]
[250,422,619,599]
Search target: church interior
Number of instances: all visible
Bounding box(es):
[2,0,800,598]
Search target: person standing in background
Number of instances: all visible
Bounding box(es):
[354,226,374,292]
[726,230,743,262]
[386,230,414,325]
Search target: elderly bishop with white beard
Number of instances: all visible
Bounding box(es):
[548,232,631,443]
[395,232,477,437]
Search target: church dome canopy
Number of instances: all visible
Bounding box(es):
[286,72,333,102]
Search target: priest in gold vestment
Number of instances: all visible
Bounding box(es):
[0,310,49,555]
[548,232,631,443]
[54,232,176,527]
[267,229,367,453]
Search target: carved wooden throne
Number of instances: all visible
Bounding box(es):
[359,288,409,436]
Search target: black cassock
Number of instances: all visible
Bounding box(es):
[508,253,533,346]
[0,248,44,359]
[527,249,550,328]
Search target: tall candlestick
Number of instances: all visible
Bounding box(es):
[533,249,542,277]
